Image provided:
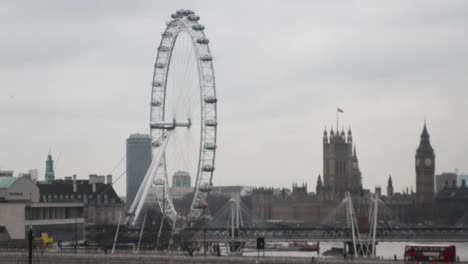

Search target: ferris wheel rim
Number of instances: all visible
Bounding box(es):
[149,10,217,219]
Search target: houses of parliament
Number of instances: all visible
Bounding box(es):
[251,122,468,225]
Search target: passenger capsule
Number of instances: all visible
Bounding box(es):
[151,101,161,107]
[161,32,173,38]
[204,96,217,104]
[199,183,212,192]
[154,179,165,186]
[188,14,200,22]
[178,9,190,16]
[196,37,209,44]
[153,81,164,87]
[171,13,179,19]
[205,120,217,127]
[202,165,215,172]
[200,55,213,62]
[195,200,208,209]
[204,143,217,150]
[192,24,205,31]
[155,63,165,69]
[158,46,170,52]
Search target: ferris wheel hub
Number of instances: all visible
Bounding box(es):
[150,119,192,130]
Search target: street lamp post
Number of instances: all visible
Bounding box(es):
[203,208,206,258]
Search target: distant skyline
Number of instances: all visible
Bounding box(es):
[1,1,468,196]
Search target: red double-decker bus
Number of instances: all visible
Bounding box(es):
[404,244,456,262]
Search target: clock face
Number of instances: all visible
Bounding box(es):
[424,158,432,166]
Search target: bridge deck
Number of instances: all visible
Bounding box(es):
[189,227,468,242]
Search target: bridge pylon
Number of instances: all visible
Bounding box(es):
[345,192,379,257]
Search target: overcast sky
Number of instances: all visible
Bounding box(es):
[1,0,468,196]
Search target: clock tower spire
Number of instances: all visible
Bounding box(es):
[415,121,435,205]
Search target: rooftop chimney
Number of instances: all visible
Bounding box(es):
[106,175,112,185]
[89,174,96,184]
[73,174,77,193]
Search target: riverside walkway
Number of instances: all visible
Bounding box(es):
[0,252,410,264]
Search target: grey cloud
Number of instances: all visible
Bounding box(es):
[1,0,467,196]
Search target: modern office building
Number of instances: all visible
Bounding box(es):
[126,134,152,206]
[172,171,191,188]
[170,171,193,200]
[458,174,468,187]
[436,172,458,193]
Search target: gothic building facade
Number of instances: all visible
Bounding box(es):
[414,123,436,222]
[251,126,367,224]
[415,123,435,204]
[318,128,363,201]
[250,122,465,225]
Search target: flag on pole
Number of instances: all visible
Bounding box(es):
[337,107,344,113]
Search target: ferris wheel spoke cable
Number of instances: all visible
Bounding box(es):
[168,36,186,115]
[177,132,197,177]
[184,50,198,115]
[165,130,198,188]
[179,37,198,115]
[171,41,195,116]
[131,10,218,226]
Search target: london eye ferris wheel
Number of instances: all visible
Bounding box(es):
[127,9,218,226]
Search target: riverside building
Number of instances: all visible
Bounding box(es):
[0,175,84,246]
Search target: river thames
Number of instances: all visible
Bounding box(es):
[243,242,468,261]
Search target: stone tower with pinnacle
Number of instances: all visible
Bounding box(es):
[44,152,55,183]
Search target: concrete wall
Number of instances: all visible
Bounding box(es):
[0,203,25,239]
[7,176,39,202]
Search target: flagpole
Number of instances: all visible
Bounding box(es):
[336,108,339,132]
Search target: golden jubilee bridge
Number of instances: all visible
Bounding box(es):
[187,193,468,257]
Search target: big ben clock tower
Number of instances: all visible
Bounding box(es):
[415,122,435,205]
